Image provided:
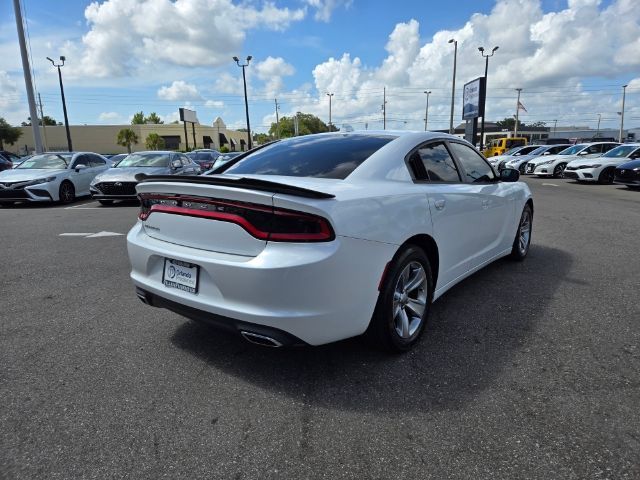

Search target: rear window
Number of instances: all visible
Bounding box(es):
[224,134,396,179]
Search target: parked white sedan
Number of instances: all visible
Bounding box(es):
[0,152,111,205]
[527,142,620,178]
[127,132,533,351]
[563,143,640,184]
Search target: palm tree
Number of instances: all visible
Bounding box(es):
[145,133,165,150]
[116,128,139,153]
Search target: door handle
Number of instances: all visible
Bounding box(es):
[434,199,446,210]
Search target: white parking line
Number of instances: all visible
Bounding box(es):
[542,183,559,187]
[59,231,124,238]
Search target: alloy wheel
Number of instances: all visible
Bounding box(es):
[60,182,74,203]
[518,209,531,255]
[392,261,428,339]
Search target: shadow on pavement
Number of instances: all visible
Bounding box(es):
[170,245,572,413]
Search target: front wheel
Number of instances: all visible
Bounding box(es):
[58,181,75,204]
[366,245,433,352]
[598,167,615,185]
[510,204,533,261]
[553,163,567,178]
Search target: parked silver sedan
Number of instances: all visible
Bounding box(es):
[90,151,200,205]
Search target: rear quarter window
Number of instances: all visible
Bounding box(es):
[224,134,396,179]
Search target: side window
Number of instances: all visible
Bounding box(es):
[180,155,191,166]
[550,145,564,154]
[602,143,617,153]
[448,142,496,183]
[586,145,601,154]
[72,155,90,168]
[89,155,106,167]
[411,142,461,182]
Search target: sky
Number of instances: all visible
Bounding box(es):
[1,0,639,133]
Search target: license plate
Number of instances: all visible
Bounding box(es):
[163,258,199,294]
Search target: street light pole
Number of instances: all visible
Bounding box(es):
[423,90,431,131]
[448,38,457,134]
[596,113,601,137]
[233,55,252,150]
[326,92,334,131]
[478,46,499,151]
[14,0,43,153]
[47,56,72,152]
[619,84,628,143]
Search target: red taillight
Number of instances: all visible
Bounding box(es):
[138,193,334,242]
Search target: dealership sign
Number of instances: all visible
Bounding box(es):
[462,77,485,120]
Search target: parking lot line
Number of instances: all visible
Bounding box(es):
[542,183,559,186]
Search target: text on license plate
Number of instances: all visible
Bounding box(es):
[163,258,199,294]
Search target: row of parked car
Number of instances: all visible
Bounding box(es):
[487,142,640,187]
[0,149,242,205]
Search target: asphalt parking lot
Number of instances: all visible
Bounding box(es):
[1,177,639,479]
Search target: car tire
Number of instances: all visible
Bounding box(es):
[518,163,526,174]
[598,167,615,185]
[98,200,114,206]
[553,163,566,178]
[58,181,75,204]
[510,204,533,261]
[366,245,433,352]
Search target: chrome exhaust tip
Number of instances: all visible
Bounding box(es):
[240,331,283,348]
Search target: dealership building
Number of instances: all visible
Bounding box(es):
[11,117,250,155]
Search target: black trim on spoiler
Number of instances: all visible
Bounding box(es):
[135,174,335,199]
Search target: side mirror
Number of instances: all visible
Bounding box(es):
[542,151,551,155]
[75,164,87,172]
[171,159,181,169]
[578,151,588,156]
[500,168,520,182]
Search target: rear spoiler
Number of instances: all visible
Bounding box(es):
[135,174,335,199]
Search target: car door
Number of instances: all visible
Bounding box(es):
[408,141,488,289]
[70,154,94,194]
[447,141,515,266]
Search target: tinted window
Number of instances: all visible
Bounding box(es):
[73,155,90,168]
[548,145,568,154]
[449,142,496,183]
[117,153,170,167]
[602,143,618,153]
[225,134,396,179]
[413,142,460,182]
[89,155,106,167]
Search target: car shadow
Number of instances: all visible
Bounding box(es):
[170,245,572,413]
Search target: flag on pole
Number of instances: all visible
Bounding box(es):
[518,101,527,112]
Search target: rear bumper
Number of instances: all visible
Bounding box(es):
[126,222,396,346]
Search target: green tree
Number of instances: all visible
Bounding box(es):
[144,112,163,124]
[131,111,145,125]
[116,128,139,153]
[21,115,60,126]
[145,133,165,150]
[0,117,23,149]
[220,145,230,153]
[268,112,335,138]
[254,133,272,145]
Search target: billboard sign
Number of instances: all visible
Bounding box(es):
[462,77,485,120]
[179,108,199,124]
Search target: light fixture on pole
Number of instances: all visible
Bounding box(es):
[619,84,628,143]
[448,38,457,134]
[423,90,432,131]
[47,55,72,152]
[233,55,252,150]
[478,45,499,151]
[326,92,334,131]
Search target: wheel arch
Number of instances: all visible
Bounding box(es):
[397,234,439,292]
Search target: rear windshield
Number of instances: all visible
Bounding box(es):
[224,134,396,179]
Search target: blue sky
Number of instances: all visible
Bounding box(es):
[1,0,638,132]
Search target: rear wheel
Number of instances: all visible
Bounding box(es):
[510,204,533,261]
[98,200,114,206]
[366,245,433,352]
[518,163,526,174]
[553,163,567,178]
[598,167,615,184]
[58,181,75,204]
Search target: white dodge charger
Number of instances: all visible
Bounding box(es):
[127,132,533,351]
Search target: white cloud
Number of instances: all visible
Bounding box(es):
[76,0,306,78]
[205,100,225,108]
[157,80,203,101]
[255,56,296,96]
[0,71,28,125]
[98,111,123,123]
[305,0,352,22]
[286,0,640,131]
